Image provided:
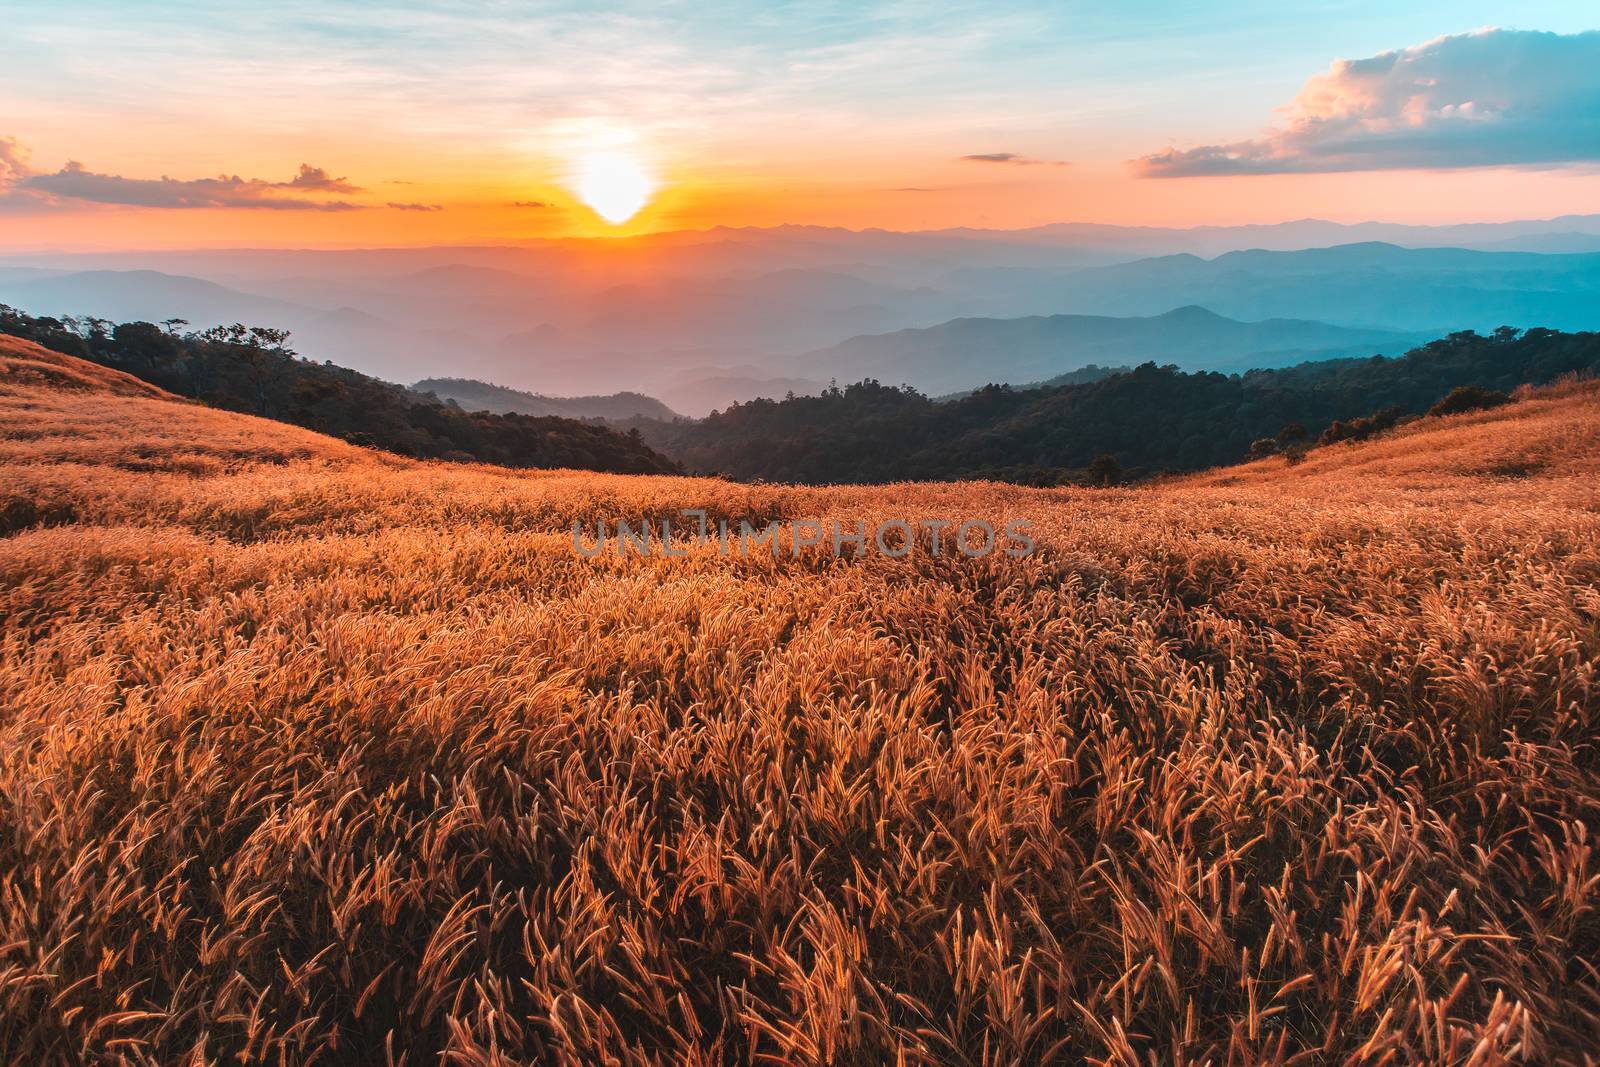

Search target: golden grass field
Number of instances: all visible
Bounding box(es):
[2,333,1598,1065]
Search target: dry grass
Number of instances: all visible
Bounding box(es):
[2,336,1598,1065]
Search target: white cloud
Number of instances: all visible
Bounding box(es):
[1136,29,1600,176]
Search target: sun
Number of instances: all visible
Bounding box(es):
[574,150,656,225]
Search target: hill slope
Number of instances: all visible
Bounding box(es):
[0,307,679,475]
[0,333,171,399]
[3,352,1599,1062]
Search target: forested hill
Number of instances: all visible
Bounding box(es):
[0,306,679,475]
[635,328,1600,484]
[413,377,678,421]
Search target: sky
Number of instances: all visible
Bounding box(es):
[1,1,1598,247]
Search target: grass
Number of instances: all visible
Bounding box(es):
[2,334,1598,1064]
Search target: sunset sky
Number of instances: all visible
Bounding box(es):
[2,1,1598,248]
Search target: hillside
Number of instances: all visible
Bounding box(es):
[414,376,678,421]
[806,304,1428,393]
[3,344,1599,1062]
[0,307,679,475]
[644,327,1600,483]
[0,332,170,399]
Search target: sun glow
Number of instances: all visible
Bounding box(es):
[574,150,656,225]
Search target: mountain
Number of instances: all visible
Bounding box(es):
[1470,232,1600,254]
[6,227,1600,396]
[946,243,1600,332]
[804,305,1429,395]
[932,214,1600,255]
[0,268,305,326]
[932,364,1128,402]
[657,373,828,417]
[1031,364,1132,389]
[562,267,978,356]
[0,267,474,383]
[640,327,1600,483]
[414,377,678,421]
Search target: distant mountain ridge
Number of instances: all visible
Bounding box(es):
[5,230,1600,404]
[929,215,1600,255]
[950,242,1600,333]
[806,305,1432,394]
[414,377,678,421]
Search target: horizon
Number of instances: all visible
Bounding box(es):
[8,210,1600,257]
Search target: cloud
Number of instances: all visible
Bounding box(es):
[386,201,443,212]
[1136,29,1600,177]
[958,152,1067,166]
[0,140,366,211]
[511,199,550,208]
[0,136,31,183]
[285,164,361,193]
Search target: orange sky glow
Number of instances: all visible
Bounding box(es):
[3,5,1598,250]
[4,164,1598,252]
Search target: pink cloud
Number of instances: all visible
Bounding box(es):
[1136,29,1600,176]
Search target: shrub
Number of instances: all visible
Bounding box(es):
[1248,437,1279,460]
[1428,385,1511,418]
[1318,405,1403,446]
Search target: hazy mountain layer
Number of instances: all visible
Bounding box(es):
[414,378,678,421]
[5,223,1600,405]
[806,305,1430,394]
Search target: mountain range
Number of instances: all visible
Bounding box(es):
[5,216,1600,410]
[804,305,1430,395]
[948,244,1600,331]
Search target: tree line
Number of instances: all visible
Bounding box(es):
[629,327,1599,484]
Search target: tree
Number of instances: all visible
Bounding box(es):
[111,321,179,373]
[247,326,293,354]
[290,376,345,429]
[75,316,113,342]
[1086,453,1122,487]
[1275,422,1308,447]
[197,324,294,415]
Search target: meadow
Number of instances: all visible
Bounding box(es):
[2,334,1598,1064]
